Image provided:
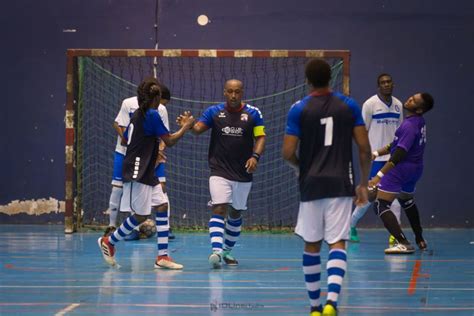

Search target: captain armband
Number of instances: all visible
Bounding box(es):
[253,125,266,137]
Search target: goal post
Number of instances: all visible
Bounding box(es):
[65,49,350,233]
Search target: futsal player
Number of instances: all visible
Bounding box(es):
[98,77,194,267]
[177,79,266,268]
[369,92,434,254]
[350,73,403,245]
[282,58,371,316]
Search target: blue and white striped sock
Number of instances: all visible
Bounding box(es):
[326,249,347,307]
[156,211,169,257]
[303,252,322,312]
[224,216,242,251]
[209,214,225,254]
[109,215,140,245]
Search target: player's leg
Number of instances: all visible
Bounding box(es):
[208,176,232,268]
[105,152,125,235]
[98,182,151,265]
[295,200,324,316]
[156,163,175,240]
[323,197,352,316]
[350,161,384,242]
[152,183,183,269]
[222,180,252,265]
[398,184,426,250]
[374,180,415,254]
[388,198,402,246]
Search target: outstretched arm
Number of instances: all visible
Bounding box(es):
[161,112,195,147]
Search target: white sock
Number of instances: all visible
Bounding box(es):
[391,199,402,225]
[108,186,122,227]
[350,202,371,228]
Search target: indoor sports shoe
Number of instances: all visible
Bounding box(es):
[349,227,360,242]
[97,236,116,266]
[222,250,239,266]
[208,252,222,269]
[389,235,397,246]
[310,305,323,316]
[417,239,428,250]
[384,243,415,254]
[322,302,337,316]
[103,226,116,237]
[154,256,183,270]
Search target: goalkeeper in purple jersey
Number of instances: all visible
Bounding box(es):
[369,92,434,254]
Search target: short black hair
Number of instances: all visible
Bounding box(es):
[420,92,434,113]
[377,73,392,86]
[305,58,331,88]
[159,84,171,100]
[137,77,161,115]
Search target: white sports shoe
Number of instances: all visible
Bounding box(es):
[154,256,183,270]
[208,252,222,269]
[384,243,415,254]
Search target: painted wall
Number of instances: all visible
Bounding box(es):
[1,0,473,226]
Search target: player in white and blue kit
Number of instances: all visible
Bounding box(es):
[350,74,403,245]
[104,96,139,236]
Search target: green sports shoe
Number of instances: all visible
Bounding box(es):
[349,227,360,243]
[222,250,239,266]
[389,235,397,246]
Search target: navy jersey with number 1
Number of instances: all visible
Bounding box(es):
[286,91,365,201]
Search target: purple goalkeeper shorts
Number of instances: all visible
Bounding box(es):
[378,163,423,194]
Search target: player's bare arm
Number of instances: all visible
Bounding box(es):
[352,125,371,205]
[372,143,391,160]
[162,111,195,147]
[176,115,210,135]
[114,122,127,145]
[369,146,407,188]
[281,135,299,170]
[245,135,265,173]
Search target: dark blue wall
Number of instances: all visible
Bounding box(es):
[1,0,473,226]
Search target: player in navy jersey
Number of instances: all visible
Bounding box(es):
[177,79,266,268]
[369,92,434,254]
[98,78,195,267]
[282,59,371,316]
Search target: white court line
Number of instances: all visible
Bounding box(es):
[0,285,473,291]
[54,303,80,316]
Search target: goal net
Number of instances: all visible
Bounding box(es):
[65,49,350,233]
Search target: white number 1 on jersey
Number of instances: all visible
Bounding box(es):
[320,117,333,146]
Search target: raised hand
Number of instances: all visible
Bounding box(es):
[176,111,195,129]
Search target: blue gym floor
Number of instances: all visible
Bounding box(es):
[0,225,473,315]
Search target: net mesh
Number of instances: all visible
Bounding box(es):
[76,54,346,229]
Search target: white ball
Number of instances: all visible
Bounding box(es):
[197,14,209,26]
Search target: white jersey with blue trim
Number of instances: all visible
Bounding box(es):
[114,96,139,155]
[362,94,403,161]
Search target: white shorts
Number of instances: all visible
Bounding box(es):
[120,182,153,216]
[152,183,169,207]
[209,176,252,210]
[295,197,352,244]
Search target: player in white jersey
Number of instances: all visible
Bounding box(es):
[104,96,139,236]
[350,74,403,244]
